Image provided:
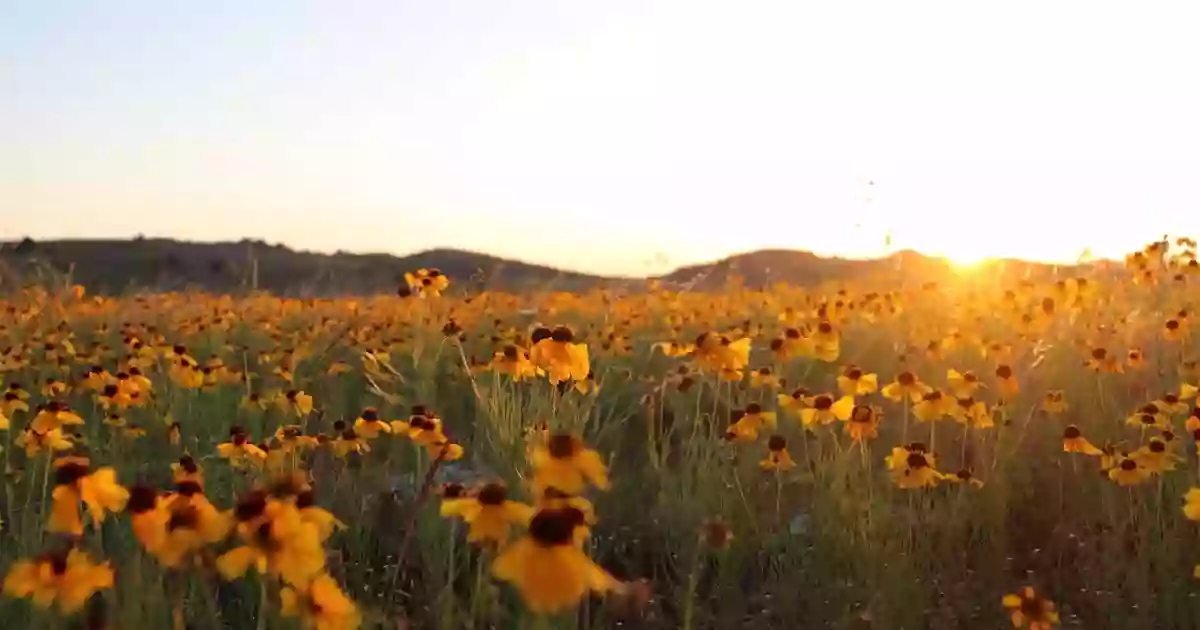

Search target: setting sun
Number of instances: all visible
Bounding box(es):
[937,246,993,270]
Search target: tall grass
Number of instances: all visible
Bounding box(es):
[0,248,1199,629]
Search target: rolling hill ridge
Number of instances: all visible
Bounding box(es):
[0,237,1097,295]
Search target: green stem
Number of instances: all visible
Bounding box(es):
[680,543,703,630]
[730,466,758,537]
[471,548,491,627]
[256,576,269,630]
[36,451,52,547]
[773,470,783,527]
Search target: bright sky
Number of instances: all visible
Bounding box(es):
[2,1,1198,276]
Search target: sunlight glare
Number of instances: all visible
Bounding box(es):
[938,245,992,271]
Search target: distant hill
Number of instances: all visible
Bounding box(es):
[658,249,946,288]
[657,248,1101,290]
[0,238,608,296]
[0,237,1107,296]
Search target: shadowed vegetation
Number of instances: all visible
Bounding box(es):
[0,237,1195,630]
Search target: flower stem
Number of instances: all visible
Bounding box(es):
[36,451,52,547]
[256,576,269,630]
[680,542,703,630]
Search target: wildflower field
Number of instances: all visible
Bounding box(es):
[4,243,1200,630]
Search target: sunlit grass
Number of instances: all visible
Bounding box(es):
[0,241,1199,629]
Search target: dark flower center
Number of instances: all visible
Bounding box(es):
[175,481,203,496]
[528,508,579,546]
[168,506,200,531]
[477,483,508,506]
[253,521,279,549]
[234,491,268,521]
[54,462,90,486]
[49,553,69,575]
[127,486,158,514]
[547,434,578,459]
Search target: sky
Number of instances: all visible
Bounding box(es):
[2,1,1198,276]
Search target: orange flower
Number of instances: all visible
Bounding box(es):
[1061,425,1102,456]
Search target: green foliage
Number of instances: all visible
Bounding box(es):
[0,246,1196,629]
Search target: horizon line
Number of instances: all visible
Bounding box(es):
[1,233,1128,278]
